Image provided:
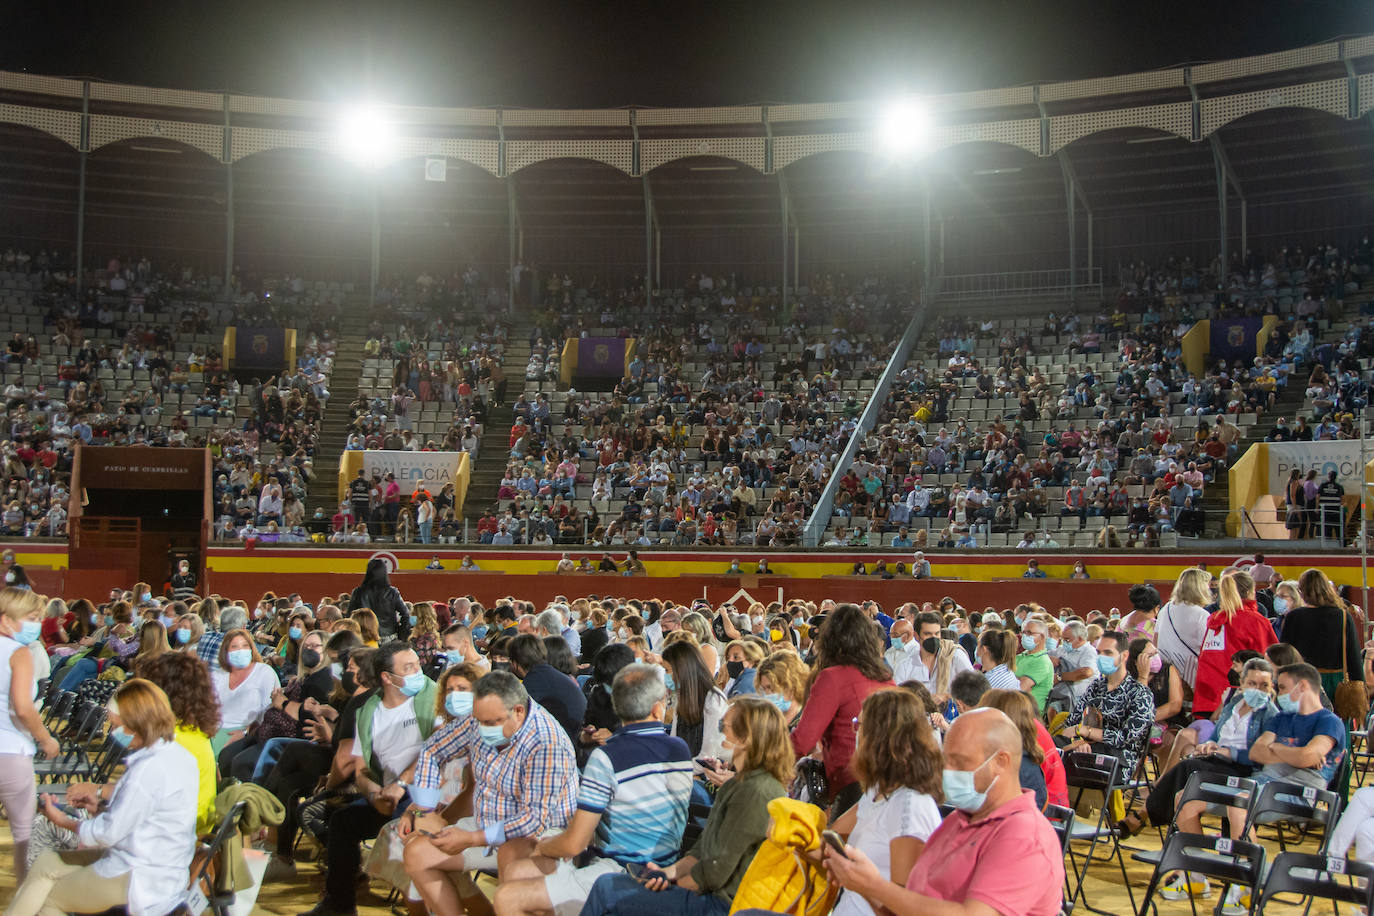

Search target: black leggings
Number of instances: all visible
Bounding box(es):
[1145,755,1253,827]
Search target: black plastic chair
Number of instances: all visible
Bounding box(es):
[1257,851,1374,914]
[172,800,247,916]
[1131,769,1258,869]
[1136,831,1266,916]
[1044,803,1077,913]
[1063,751,1136,916]
[1242,780,1341,852]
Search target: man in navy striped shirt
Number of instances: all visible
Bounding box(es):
[492,664,694,916]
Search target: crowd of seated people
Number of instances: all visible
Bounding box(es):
[469,274,908,547]
[4,555,1373,916]
[822,240,1373,549]
[0,252,342,542]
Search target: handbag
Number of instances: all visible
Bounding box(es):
[1330,609,1369,723]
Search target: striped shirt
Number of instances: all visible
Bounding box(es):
[580,722,693,864]
[413,700,577,845]
[983,664,1020,691]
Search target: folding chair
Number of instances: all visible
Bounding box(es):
[1257,851,1374,914]
[35,705,107,784]
[40,690,77,730]
[1132,771,1258,867]
[1063,751,1137,915]
[1044,803,1077,913]
[1242,780,1341,853]
[174,800,248,916]
[1135,831,1265,916]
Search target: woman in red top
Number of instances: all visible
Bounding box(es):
[39,598,69,650]
[1192,571,1277,717]
[791,603,894,815]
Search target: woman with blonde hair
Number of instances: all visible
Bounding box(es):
[828,689,943,916]
[678,611,719,675]
[582,696,792,916]
[15,679,198,916]
[1192,571,1277,718]
[722,638,766,697]
[170,613,206,653]
[1157,566,1213,689]
[0,587,59,880]
[755,650,808,726]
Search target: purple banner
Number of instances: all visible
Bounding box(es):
[234,326,287,370]
[578,337,627,377]
[1209,317,1261,365]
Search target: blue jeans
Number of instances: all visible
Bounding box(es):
[59,657,99,692]
[251,736,311,785]
[579,874,730,916]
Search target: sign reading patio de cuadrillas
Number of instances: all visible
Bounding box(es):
[74,445,208,490]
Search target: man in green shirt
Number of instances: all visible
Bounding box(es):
[1016,616,1055,712]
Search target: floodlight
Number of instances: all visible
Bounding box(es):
[336,105,397,168]
[877,100,934,158]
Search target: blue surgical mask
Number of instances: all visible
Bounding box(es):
[141,592,152,603]
[663,671,676,691]
[478,723,509,748]
[395,671,426,697]
[159,615,176,631]
[1045,637,1060,653]
[409,615,418,627]
[110,726,134,748]
[471,625,488,641]
[1273,597,1289,614]
[445,690,474,718]
[11,619,41,646]
[289,626,303,640]
[760,692,790,713]
[175,629,191,645]
[90,613,100,626]
[942,754,998,813]
[892,636,906,652]
[227,648,253,670]
[1277,690,1299,713]
[1242,688,1269,709]
[1095,655,1118,676]
[330,662,343,679]
[443,650,465,668]
[1021,634,1038,652]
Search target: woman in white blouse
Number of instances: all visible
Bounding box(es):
[209,628,280,757]
[13,679,198,916]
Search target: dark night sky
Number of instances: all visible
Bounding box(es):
[5,1,1371,108]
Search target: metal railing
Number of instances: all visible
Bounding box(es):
[937,268,1103,301]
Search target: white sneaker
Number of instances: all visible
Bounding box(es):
[1220,883,1250,915]
[1159,872,1211,901]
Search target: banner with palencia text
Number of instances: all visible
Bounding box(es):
[1265,440,1366,494]
[336,449,470,512]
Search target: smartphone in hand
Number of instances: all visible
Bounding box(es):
[821,829,849,858]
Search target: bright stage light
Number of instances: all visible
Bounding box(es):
[336,105,397,168]
[877,99,934,157]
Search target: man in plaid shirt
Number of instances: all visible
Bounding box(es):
[400,671,578,912]
[197,602,244,665]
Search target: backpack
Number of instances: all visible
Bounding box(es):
[729,797,838,916]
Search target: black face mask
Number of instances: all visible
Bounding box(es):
[726,660,745,679]
[341,670,357,693]
[1227,669,1241,687]
[922,637,941,655]
[300,649,321,670]
[491,661,510,672]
